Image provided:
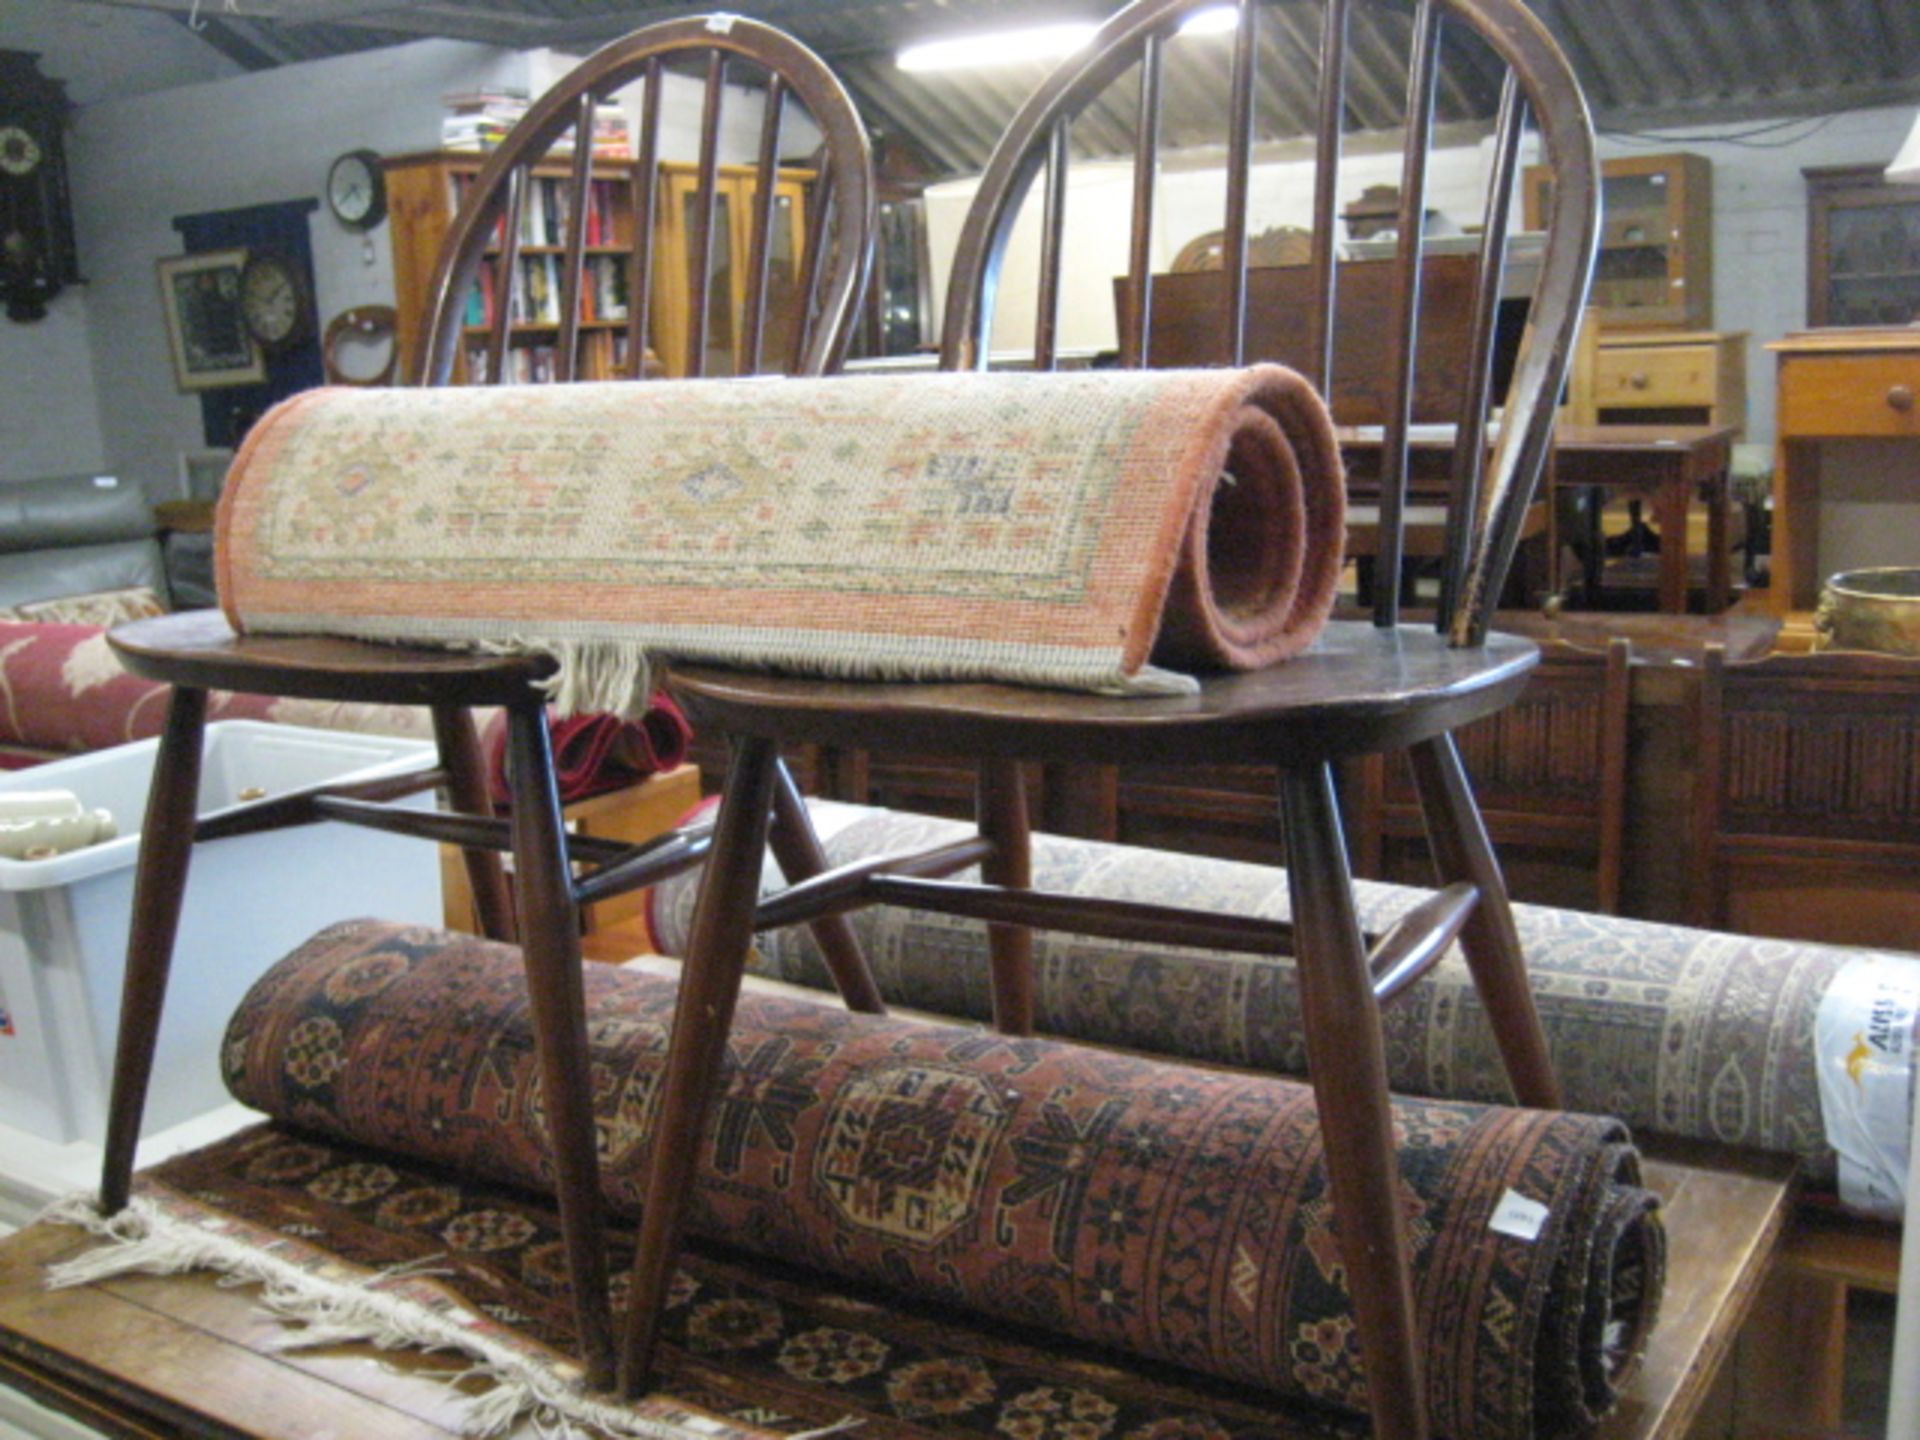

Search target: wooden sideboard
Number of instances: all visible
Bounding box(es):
[1766,328,1920,615]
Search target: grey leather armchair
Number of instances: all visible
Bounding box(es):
[0,474,171,609]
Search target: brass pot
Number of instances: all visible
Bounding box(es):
[1814,567,1920,656]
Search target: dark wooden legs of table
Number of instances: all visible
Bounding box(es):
[1279,762,1426,1440]
[621,734,781,1395]
[503,698,616,1389]
[99,687,209,1216]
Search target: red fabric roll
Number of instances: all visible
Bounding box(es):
[482,692,692,806]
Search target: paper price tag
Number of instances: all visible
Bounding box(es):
[1489,1187,1550,1242]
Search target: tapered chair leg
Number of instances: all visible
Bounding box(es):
[977,758,1035,1035]
[503,699,615,1390]
[100,687,209,1215]
[1407,733,1561,1110]
[1279,763,1427,1440]
[767,760,885,1013]
[432,704,516,943]
[622,733,782,1396]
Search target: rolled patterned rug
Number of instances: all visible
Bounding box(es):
[211,367,1345,713]
[223,918,1662,1440]
[646,801,1920,1217]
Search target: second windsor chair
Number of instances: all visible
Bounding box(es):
[620,2,1599,1435]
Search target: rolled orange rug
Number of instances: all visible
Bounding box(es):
[213,368,1344,714]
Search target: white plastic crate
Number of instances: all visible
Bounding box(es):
[0,721,442,1144]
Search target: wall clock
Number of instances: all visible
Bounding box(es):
[326,149,387,231]
[239,249,315,352]
[0,51,81,323]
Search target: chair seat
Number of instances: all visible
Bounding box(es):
[669,620,1538,767]
[108,609,555,708]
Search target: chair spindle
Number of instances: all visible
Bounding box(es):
[1119,34,1163,369]
[1373,0,1442,627]
[1034,117,1070,371]
[1438,73,1525,630]
[1307,0,1349,397]
[487,164,530,384]
[687,52,727,376]
[556,94,598,383]
[740,74,788,376]
[1221,0,1258,366]
[626,58,664,379]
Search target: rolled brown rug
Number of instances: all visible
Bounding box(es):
[212,368,1345,712]
[223,919,1662,1439]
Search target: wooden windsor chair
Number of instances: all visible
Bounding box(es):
[623,0,1599,1428]
[95,15,878,1393]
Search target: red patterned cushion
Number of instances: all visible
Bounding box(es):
[0,621,445,764]
[0,621,276,756]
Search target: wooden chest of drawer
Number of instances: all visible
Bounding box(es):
[1591,329,1747,433]
[1776,352,1920,438]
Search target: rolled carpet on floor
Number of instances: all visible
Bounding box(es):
[644,801,1920,1216]
[223,918,1662,1440]
[213,367,1346,713]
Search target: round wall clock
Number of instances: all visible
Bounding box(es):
[239,250,315,352]
[326,149,387,231]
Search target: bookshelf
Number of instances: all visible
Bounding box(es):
[385,150,637,384]
[384,151,817,384]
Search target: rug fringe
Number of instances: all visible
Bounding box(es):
[36,1194,738,1440]
[476,637,655,719]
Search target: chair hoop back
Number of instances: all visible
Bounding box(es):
[417,15,875,388]
[939,0,1598,646]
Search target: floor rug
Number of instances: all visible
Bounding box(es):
[199,919,1658,1439]
[213,367,1345,710]
[48,1126,1371,1440]
[646,799,1920,1211]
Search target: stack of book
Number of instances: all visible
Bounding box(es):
[440,89,530,151]
[439,89,631,158]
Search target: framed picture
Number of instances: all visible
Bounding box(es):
[177,446,235,503]
[155,249,265,391]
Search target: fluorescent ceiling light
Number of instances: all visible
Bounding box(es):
[897,21,1099,72]
[1178,6,1240,36]
[1889,111,1920,185]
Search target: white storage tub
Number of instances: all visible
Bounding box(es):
[0,721,442,1144]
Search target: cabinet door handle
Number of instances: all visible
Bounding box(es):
[1629,372,1650,389]
[1889,384,1916,413]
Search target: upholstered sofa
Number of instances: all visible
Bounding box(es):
[0,473,172,611]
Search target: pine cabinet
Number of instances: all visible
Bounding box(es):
[1527,152,1712,331]
[651,162,812,378]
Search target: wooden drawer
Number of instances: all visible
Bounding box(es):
[1594,343,1719,407]
[1777,354,1920,438]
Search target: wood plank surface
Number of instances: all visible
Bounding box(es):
[0,1147,1795,1440]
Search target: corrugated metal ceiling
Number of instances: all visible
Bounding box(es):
[57,0,1920,176]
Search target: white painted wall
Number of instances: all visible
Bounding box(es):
[0,0,241,485]
[62,38,528,500]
